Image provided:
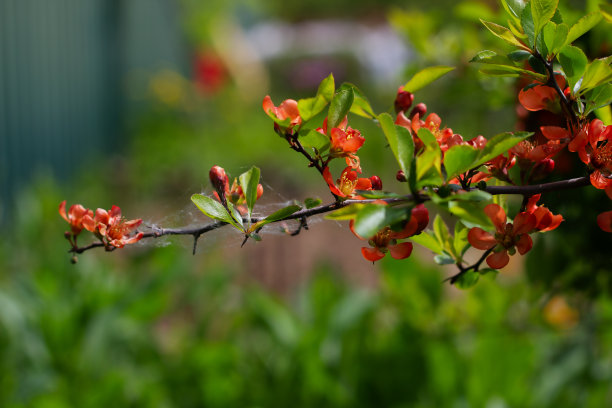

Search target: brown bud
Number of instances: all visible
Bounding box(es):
[396,170,406,182]
[409,103,427,120]
[394,86,414,113]
[370,175,383,190]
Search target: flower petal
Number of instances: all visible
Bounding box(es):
[540,126,569,140]
[323,167,344,197]
[467,227,497,250]
[389,242,413,260]
[597,211,612,233]
[59,201,69,222]
[484,204,507,233]
[590,171,612,190]
[486,250,510,269]
[361,247,385,262]
[515,233,533,255]
[513,212,536,235]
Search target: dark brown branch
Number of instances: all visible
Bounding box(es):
[69,176,591,255]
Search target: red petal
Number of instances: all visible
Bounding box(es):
[82,214,96,232]
[484,204,507,233]
[526,194,541,213]
[389,242,413,260]
[513,212,536,235]
[95,208,109,225]
[412,204,429,233]
[591,171,612,190]
[392,216,418,239]
[597,211,612,233]
[59,201,69,222]
[540,126,569,140]
[540,214,563,232]
[361,247,385,262]
[486,251,510,269]
[515,233,533,255]
[568,129,587,153]
[355,178,372,191]
[349,219,366,240]
[323,167,344,197]
[467,228,497,250]
[262,95,274,114]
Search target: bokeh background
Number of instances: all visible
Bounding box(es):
[1,0,612,406]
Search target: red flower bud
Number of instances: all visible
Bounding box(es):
[370,175,383,190]
[409,103,427,120]
[394,86,414,113]
[530,158,555,182]
[209,166,229,204]
[396,170,406,182]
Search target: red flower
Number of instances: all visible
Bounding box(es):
[467,204,536,269]
[317,117,365,171]
[568,119,612,190]
[525,194,563,232]
[518,76,567,112]
[350,204,429,262]
[59,201,93,236]
[262,95,302,130]
[323,166,374,198]
[597,211,612,233]
[83,206,144,248]
[210,166,263,214]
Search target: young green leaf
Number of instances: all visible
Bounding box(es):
[403,66,455,93]
[531,0,558,37]
[191,194,243,231]
[455,270,480,289]
[411,231,444,255]
[580,59,612,93]
[448,201,494,230]
[521,6,536,48]
[338,83,376,118]
[248,205,301,233]
[297,97,328,123]
[443,144,480,181]
[481,19,528,49]
[542,22,568,56]
[476,131,531,165]
[325,204,366,220]
[317,73,335,102]
[299,129,330,152]
[565,11,602,46]
[304,198,322,209]
[378,113,415,179]
[353,204,408,239]
[327,88,354,133]
[585,83,612,114]
[433,214,453,256]
[453,221,470,258]
[501,0,526,20]
[602,3,612,23]
[227,202,245,230]
[238,166,261,218]
[558,45,588,91]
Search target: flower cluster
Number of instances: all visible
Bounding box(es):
[210,165,264,214]
[60,201,143,249]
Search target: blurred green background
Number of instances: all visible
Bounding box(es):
[1,0,612,406]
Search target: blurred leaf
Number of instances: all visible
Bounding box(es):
[433,215,453,256]
[565,11,602,46]
[356,190,403,199]
[476,131,531,164]
[558,45,588,91]
[595,105,612,125]
[444,144,480,180]
[453,221,470,257]
[403,66,455,93]
[327,88,354,134]
[325,203,365,220]
[238,166,260,218]
[338,83,375,118]
[521,6,536,47]
[531,0,558,37]
[191,194,243,230]
[434,253,455,265]
[299,129,330,152]
[448,200,495,229]
[602,3,612,23]
[378,113,415,181]
[317,73,335,102]
[501,0,526,20]
[508,50,532,62]
[304,198,322,209]
[249,205,301,232]
[580,59,612,93]
[455,270,480,289]
[481,19,527,49]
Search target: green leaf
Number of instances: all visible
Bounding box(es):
[521,6,536,48]
[327,89,354,133]
[455,270,480,289]
[317,73,335,102]
[558,45,588,91]
[444,145,480,180]
[415,131,443,189]
[191,194,243,230]
[481,19,527,49]
[403,66,455,92]
[325,204,365,220]
[586,83,612,114]
[580,59,612,93]
[470,50,516,65]
[227,202,244,230]
[448,200,494,230]
[431,189,493,205]
[531,0,558,37]
[479,268,499,276]
[434,253,455,265]
[338,83,375,118]
[355,190,403,199]
[411,231,444,255]
[565,11,602,46]
[353,204,408,239]
[602,3,612,23]
[595,105,612,125]
[304,198,322,209]
[249,204,301,232]
[501,0,526,20]
[378,113,415,179]
[476,131,531,165]
[238,166,261,219]
[299,129,330,152]
[297,97,328,123]
[542,22,568,56]
[507,50,532,62]
[433,215,452,255]
[453,221,470,258]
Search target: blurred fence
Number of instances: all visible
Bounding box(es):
[0,0,185,223]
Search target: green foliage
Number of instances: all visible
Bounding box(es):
[352,204,408,239]
[326,89,354,134]
[249,205,301,233]
[238,166,261,219]
[403,65,455,93]
[298,73,335,122]
[191,194,243,231]
[378,113,414,183]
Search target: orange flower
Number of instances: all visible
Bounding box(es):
[467,204,536,269]
[568,119,612,190]
[262,95,302,130]
[83,206,143,248]
[350,204,429,262]
[518,76,566,112]
[323,166,375,198]
[525,194,563,232]
[317,117,365,171]
[59,201,93,236]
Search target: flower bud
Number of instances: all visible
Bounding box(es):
[209,166,229,204]
[409,103,427,120]
[370,175,383,190]
[396,170,406,182]
[530,158,555,182]
[394,86,414,113]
